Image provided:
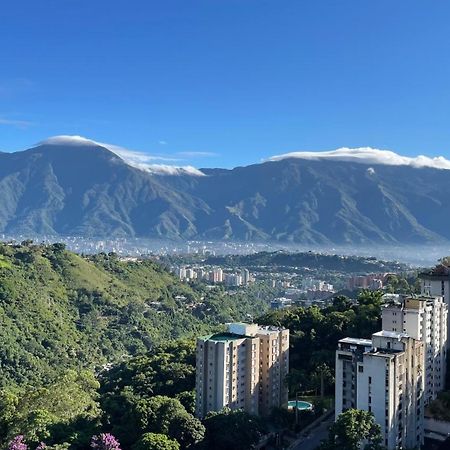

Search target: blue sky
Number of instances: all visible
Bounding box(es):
[1,0,450,168]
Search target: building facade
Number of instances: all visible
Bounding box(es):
[195,322,289,418]
[257,325,290,415]
[335,331,425,450]
[382,294,447,404]
[420,264,450,347]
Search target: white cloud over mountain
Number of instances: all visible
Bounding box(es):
[38,136,205,176]
[268,147,450,170]
[36,138,450,174]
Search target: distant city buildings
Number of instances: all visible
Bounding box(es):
[174,265,254,287]
[347,273,391,291]
[270,297,294,310]
[335,332,425,450]
[195,322,289,419]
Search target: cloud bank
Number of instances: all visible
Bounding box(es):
[38,136,205,176]
[268,147,450,170]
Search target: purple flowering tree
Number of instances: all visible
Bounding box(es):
[90,434,121,450]
[8,436,28,450]
[35,443,46,450]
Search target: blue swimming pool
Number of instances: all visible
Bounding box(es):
[287,400,313,411]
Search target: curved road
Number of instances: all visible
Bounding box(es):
[291,413,334,450]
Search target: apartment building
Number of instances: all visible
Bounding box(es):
[195,322,289,418]
[382,294,447,403]
[420,264,450,344]
[335,331,425,450]
[257,325,290,415]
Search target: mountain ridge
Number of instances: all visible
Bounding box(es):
[1,137,450,244]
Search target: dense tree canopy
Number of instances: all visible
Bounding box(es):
[132,433,180,450]
[0,243,271,389]
[319,409,384,450]
[202,409,268,450]
[257,290,383,394]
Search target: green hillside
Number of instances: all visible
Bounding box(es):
[0,242,269,387]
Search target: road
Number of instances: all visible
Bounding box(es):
[290,413,334,450]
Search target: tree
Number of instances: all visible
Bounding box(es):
[0,391,19,441]
[311,363,334,398]
[175,391,195,416]
[168,414,205,449]
[132,433,179,450]
[8,435,28,450]
[203,409,267,450]
[319,409,384,450]
[0,370,101,448]
[135,396,204,449]
[90,434,121,450]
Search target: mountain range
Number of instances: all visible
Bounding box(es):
[1,136,450,245]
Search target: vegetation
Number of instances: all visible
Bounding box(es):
[0,242,269,387]
[383,273,420,295]
[427,391,450,422]
[0,242,396,449]
[133,433,180,450]
[257,290,383,395]
[201,409,267,450]
[319,409,384,450]
[205,251,408,274]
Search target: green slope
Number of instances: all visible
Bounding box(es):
[0,242,268,387]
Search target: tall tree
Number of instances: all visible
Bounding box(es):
[319,409,384,450]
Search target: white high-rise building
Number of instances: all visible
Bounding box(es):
[420,264,450,346]
[185,267,196,280]
[178,267,187,279]
[335,332,425,450]
[242,268,250,285]
[195,323,289,419]
[382,294,447,404]
[209,267,223,283]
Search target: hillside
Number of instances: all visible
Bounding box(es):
[0,242,269,387]
[2,137,450,244]
[205,251,408,273]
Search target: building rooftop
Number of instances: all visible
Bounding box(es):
[339,337,372,346]
[373,330,409,339]
[419,264,450,279]
[199,332,252,342]
[368,349,402,357]
[256,325,287,334]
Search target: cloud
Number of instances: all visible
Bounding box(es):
[0,117,34,128]
[267,147,450,170]
[158,140,168,145]
[176,151,218,158]
[141,164,205,176]
[38,135,204,176]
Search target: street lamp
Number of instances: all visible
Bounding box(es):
[295,391,302,427]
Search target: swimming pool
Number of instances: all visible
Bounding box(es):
[287,400,313,411]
